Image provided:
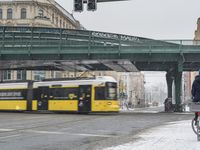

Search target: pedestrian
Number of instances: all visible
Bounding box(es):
[191,69,200,123]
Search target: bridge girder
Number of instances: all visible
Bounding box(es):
[0,26,200,72]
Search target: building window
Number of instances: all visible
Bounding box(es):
[56,17,58,26]
[38,9,44,17]
[7,8,12,19]
[17,71,22,80]
[63,22,65,28]
[34,71,45,81]
[66,23,69,29]
[52,13,54,23]
[21,8,27,19]
[60,19,62,28]
[0,9,2,19]
[16,70,23,80]
[3,70,11,80]
[50,71,54,78]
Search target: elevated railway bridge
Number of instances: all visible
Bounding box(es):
[0,26,200,111]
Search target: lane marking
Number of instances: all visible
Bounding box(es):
[0,134,21,140]
[25,130,115,137]
[26,130,63,135]
[71,133,115,138]
[0,129,15,132]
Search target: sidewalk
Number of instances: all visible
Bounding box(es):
[120,105,165,113]
[104,120,200,150]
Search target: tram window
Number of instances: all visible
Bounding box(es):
[51,88,78,100]
[0,89,25,100]
[95,87,105,100]
[33,89,39,99]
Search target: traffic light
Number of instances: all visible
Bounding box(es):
[74,0,83,12]
[87,0,97,11]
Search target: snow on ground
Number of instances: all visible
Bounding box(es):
[104,120,200,150]
[120,106,165,113]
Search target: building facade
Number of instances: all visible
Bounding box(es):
[0,0,84,83]
[0,0,83,29]
[195,18,200,40]
[182,17,200,104]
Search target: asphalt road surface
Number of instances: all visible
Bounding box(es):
[0,111,193,150]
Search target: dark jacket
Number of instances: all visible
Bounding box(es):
[192,75,200,102]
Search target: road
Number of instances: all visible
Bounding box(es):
[0,111,192,150]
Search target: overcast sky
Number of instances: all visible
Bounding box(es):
[56,0,200,40]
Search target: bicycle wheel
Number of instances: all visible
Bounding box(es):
[192,119,198,135]
[197,121,200,141]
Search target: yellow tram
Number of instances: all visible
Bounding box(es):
[0,76,119,113]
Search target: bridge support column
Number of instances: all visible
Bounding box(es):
[166,72,173,99]
[165,72,174,112]
[174,71,183,112]
[0,70,2,82]
[174,61,183,112]
[166,61,183,112]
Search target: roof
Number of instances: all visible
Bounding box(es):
[34,76,117,87]
[0,76,117,89]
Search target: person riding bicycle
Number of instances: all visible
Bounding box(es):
[191,69,200,123]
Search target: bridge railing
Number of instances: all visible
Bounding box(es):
[164,40,200,46]
[0,26,199,50]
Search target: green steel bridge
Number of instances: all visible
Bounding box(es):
[1,26,200,111]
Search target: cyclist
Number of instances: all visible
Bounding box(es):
[191,69,200,124]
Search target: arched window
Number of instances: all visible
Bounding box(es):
[3,70,11,80]
[52,13,54,23]
[16,70,26,80]
[0,9,2,19]
[21,8,27,19]
[56,17,58,26]
[7,8,12,19]
[60,19,62,28]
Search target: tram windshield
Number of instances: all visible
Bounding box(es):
[106,82,117,100]
[95,82,117,100]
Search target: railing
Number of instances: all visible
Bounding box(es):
[164,40,200,46]
[0,26,199,50]
[0,26,179,46]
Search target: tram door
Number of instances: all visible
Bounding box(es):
[37,86,49,110]
[78,85,92,113]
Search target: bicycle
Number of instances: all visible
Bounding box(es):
[190,102,200,141]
